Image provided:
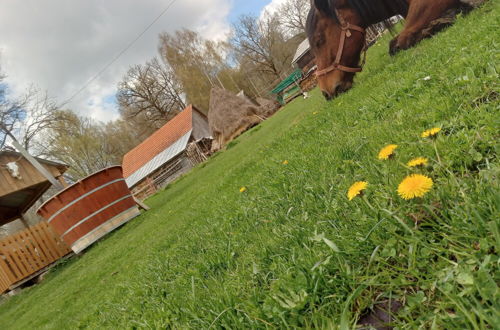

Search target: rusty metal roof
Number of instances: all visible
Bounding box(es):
[124,131,191,188]
[122,106,194,179]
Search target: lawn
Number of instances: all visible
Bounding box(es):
[0,2,499,328]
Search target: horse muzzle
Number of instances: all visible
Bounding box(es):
[322,82,353,101]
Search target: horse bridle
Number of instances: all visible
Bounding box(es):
[315,9,367,77]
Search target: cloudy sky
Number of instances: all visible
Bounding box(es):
[0,0,286,122]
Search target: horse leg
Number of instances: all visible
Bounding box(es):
[389,0,460,55]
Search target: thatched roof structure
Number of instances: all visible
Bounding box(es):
[208,88,279,151]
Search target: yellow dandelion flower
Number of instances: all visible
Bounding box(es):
[282,160,289,165]
[348,181,368,201]
[398,174,433,200]
[378,144,398,160]
[407,157,429,167]
[421,127,441,138]
[239,187,247,193]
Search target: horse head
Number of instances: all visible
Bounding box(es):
[307,0,366,100]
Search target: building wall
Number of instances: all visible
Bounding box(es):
[131,153,193,200]
[0,154,64,197]
[297,52,315,72]
[192,109,211,141]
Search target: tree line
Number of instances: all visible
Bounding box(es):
[1,0,310,181]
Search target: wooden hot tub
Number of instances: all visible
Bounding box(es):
[37,166,140,253]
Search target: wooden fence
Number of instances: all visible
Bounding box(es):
[0,221,71,294]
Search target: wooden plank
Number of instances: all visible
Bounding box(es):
[29,224,53,262]
[0,254,17,283]
[36,222,60,261]
[133,196,150,211]
[41,224,61,260]
[0,222,71,293]
[1,238,28,280]
[22,230,42,268]
[15,231,40,271]
[11,232,38,274]
[40,222,69,259]
[29,224,53,263]
[0,266,10,293]
[8,253,74,292]
[0,155,47,197]
[35,223,59,261]
[43,222,68,260]
[0,242,20,280]
[9,138,64,191]
[22,229,47,269]
[9,233,36,276]
[1,238,25,280]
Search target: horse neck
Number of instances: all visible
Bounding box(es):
[351,0,409,26]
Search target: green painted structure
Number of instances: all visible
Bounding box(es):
[271,69,303,105]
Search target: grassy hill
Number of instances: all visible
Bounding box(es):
[1,2,498,328]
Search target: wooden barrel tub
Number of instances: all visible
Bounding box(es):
[37,166,140,254]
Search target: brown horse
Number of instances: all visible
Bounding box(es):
[307,0,478,100]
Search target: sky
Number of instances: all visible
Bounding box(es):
[0,0,286,122]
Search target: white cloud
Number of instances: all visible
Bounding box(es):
[0,0,231,122]
[260,0,287,19]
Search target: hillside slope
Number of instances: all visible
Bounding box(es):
[0,2,498,328]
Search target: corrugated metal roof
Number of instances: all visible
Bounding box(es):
[122,106,193,178]
[292,39,311,64]
[125,131,192,188]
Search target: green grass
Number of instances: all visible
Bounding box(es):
[1,3,499,328]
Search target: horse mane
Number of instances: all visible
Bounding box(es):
[307,0,409,41]
[346,0,408,23]
[306,8,319,42]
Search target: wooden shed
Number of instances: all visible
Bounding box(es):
[0,150,68,226]
[122,105,211,200]
[291,38,315,73]
[0,150,71,294]
[291,38,318,96]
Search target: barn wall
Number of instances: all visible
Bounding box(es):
[166,156,192,185]
[191,109,211,141]
[297,52,315,72]
[131,153,193,200]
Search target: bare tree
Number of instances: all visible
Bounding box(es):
[1,66,66,154]
[159,29,230,110]
[276,0,311,36]
[232,15,282,79]
[117,57,186,133]
[18,87,68,153]
[230,14,303,92]
[41,110,140,180]
[0,70,26,149]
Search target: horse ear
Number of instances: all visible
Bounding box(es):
[312,0,332,14]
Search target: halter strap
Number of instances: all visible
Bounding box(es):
[316,11,366,77]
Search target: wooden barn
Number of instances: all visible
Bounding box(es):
[291,38,318,94]
[291,38,315,73]
[0,150,71,294]
[122,105,211,200]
